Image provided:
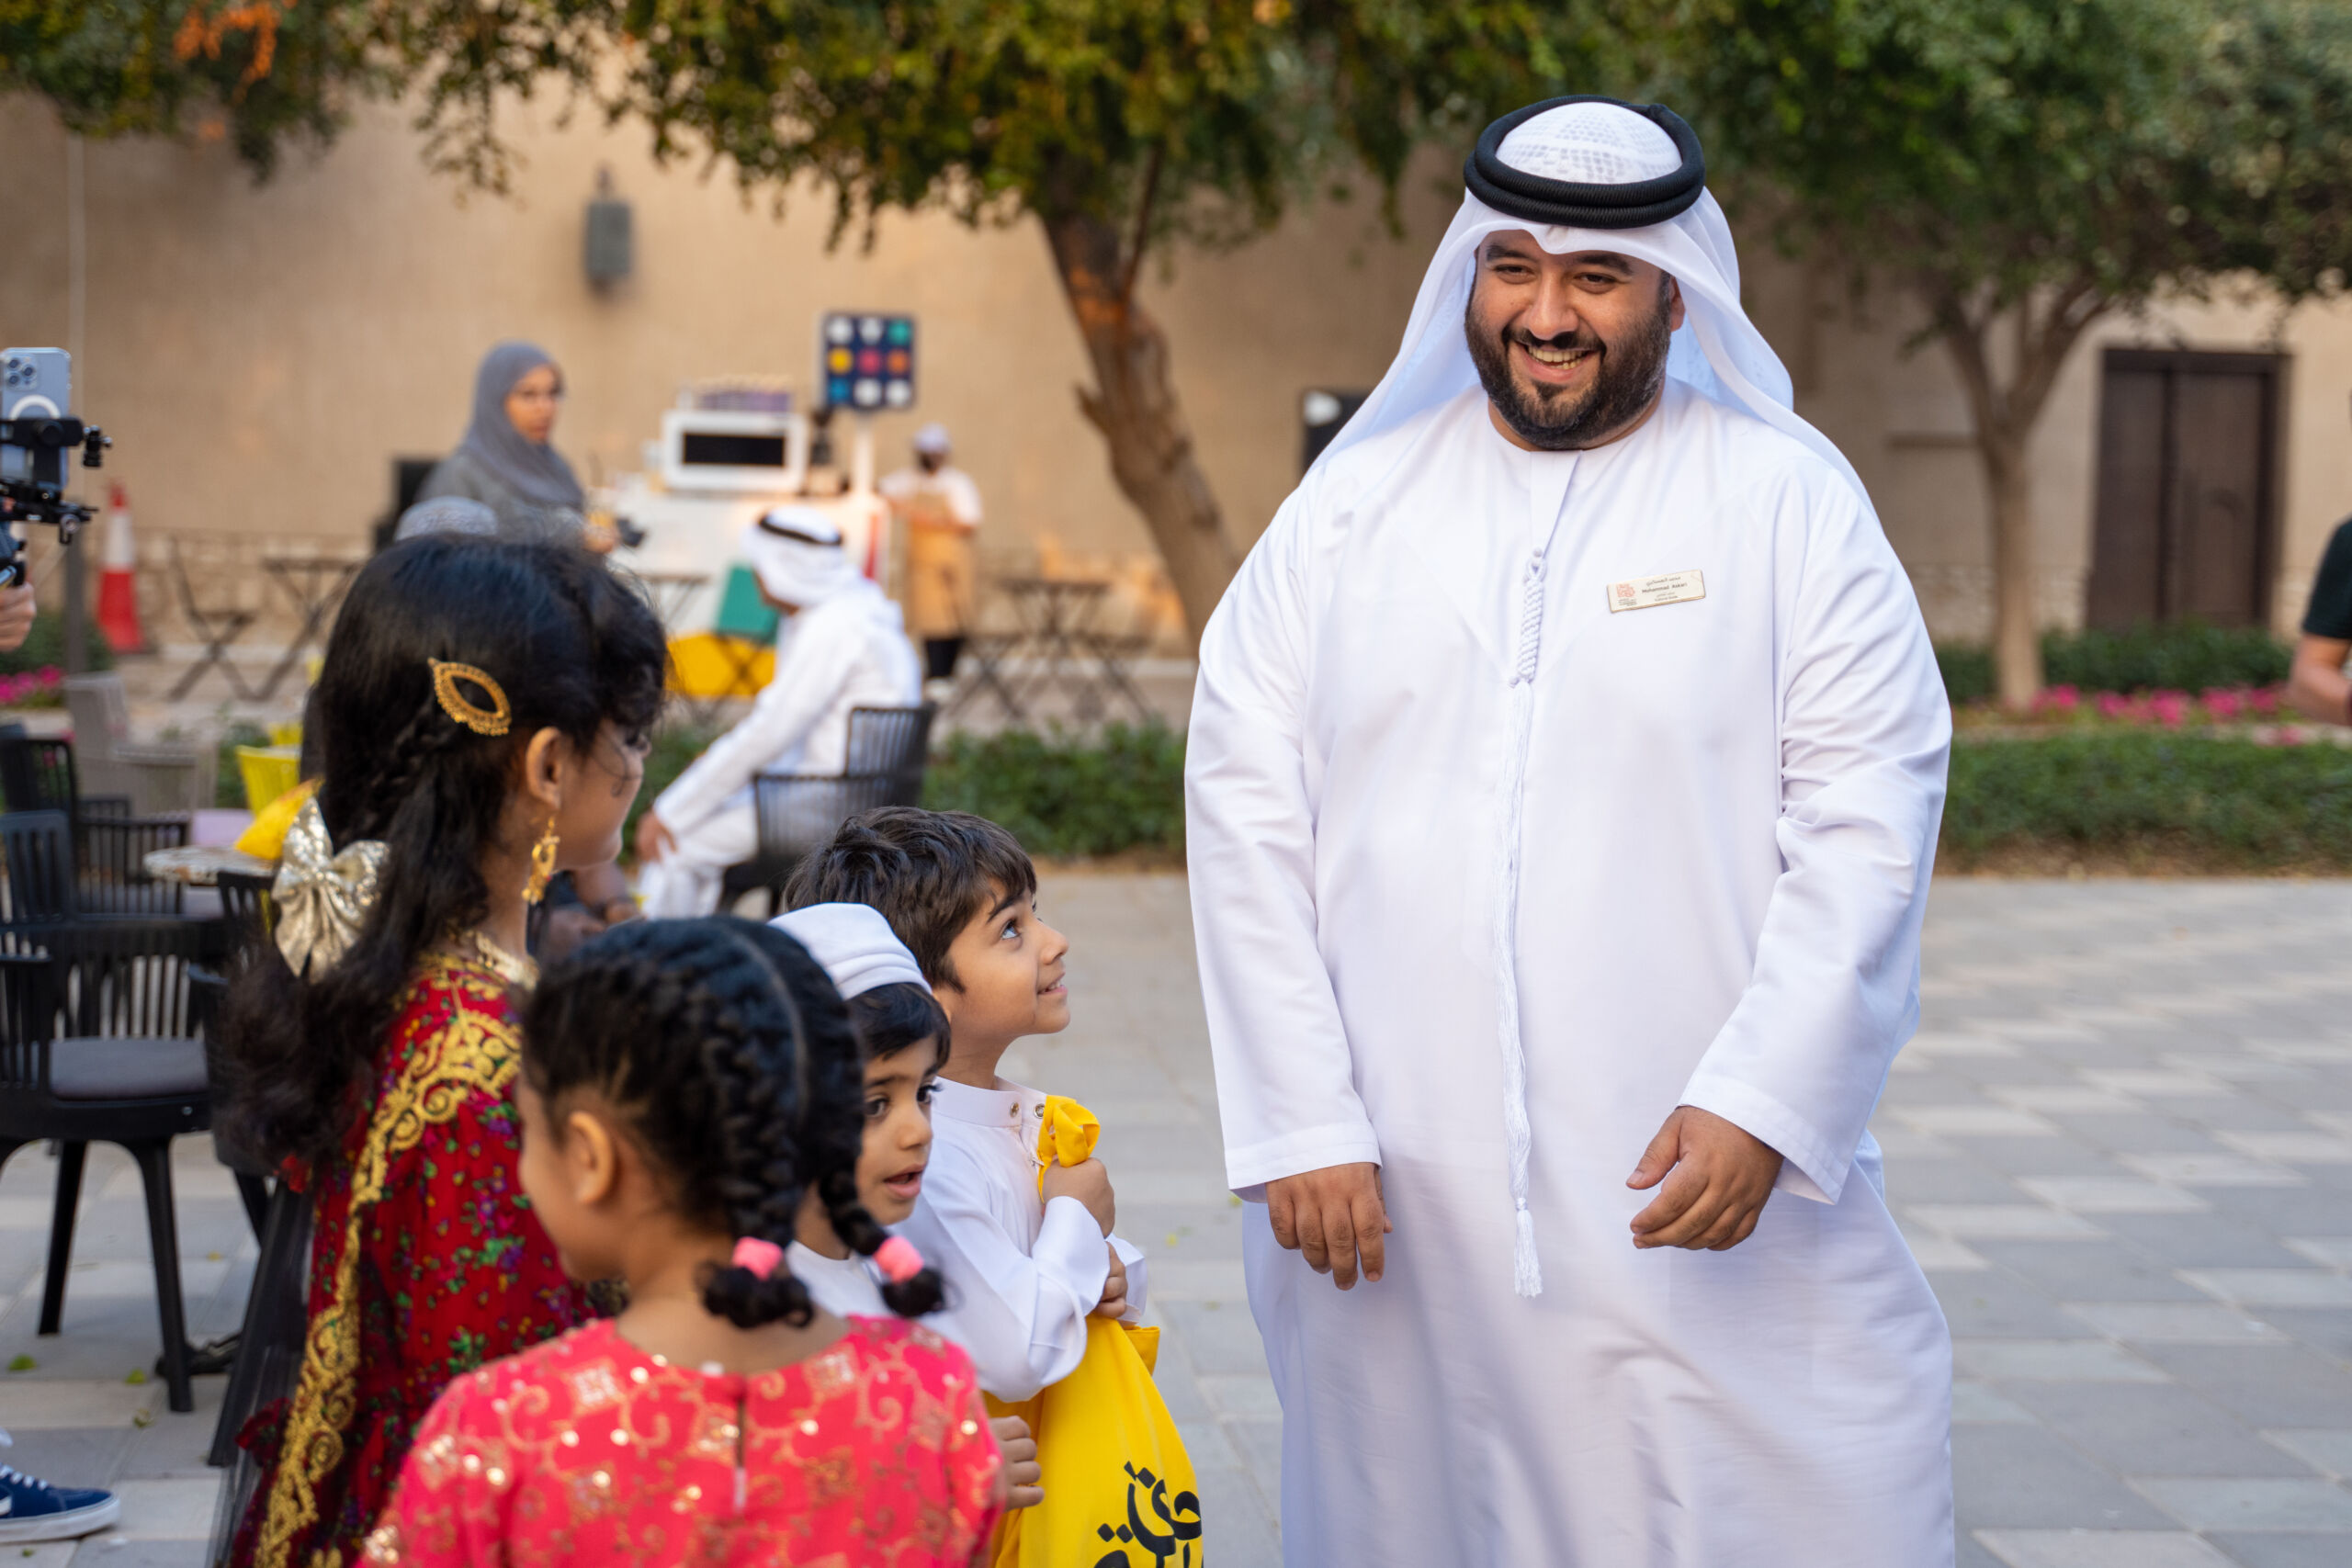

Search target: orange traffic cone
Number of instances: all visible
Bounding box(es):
[96,481,146,654]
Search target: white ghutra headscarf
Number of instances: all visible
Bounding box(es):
[741,506,860,608]
[1317,96,1869,504]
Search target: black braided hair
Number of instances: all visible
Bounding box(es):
[520,918,946,1326]
[216,536,668,1169]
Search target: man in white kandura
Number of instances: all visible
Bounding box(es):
[1187,96,1953,1565]
[636,508,920,917]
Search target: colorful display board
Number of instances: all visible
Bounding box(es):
[820,312,917,412]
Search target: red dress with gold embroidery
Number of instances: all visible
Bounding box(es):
[362,1316,1005,1566]
[241,942,595,1568]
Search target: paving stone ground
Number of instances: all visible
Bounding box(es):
[5,875,2351,1565]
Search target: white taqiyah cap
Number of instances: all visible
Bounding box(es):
[1496,100,1682,186]
[771,902,929,999]
[912,422,951,456]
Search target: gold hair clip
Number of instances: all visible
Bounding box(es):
[429,659,512,736]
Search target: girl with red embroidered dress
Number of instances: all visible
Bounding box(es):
[216,536,670,1567]
[363,917,1005,1565]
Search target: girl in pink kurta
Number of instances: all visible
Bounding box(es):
[365,918,1002,1567]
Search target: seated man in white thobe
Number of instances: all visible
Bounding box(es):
[1188,97,1954,1564]
[635,508,920,918]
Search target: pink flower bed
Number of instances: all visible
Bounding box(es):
[1966,683,2298,736]
[0,666,63,707]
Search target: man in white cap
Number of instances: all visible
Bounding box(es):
[635,508,920,917]
[878,423,985,694]
[1187,96,1953,1563]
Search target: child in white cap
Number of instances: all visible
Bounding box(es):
[772,901,1043,1509]
[770,901,948,1314]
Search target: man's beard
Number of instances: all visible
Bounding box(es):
[1465,283,1676,451]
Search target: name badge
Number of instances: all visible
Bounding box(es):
[1605,570,1705,613]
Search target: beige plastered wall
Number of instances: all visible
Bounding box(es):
[3,91,2346,647]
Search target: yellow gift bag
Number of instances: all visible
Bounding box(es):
[986,1096,1204,1568]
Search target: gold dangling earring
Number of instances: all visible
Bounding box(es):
[524,815,560,905]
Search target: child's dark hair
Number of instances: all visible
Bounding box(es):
[218,536,668,1169]
[850,981,950,1070]
[521,917,946,1325]
[784,807,1035,987]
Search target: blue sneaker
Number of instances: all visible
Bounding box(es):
[0,1452,120,1543]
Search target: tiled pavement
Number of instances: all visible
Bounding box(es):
[6,875,2352,1564]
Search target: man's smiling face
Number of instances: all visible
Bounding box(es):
[1464,233,1683,451]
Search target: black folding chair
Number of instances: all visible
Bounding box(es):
[0,916,231,1414]
[0,809,81,932]
[719,705,935,915]
[0,732,129,820]
[0,739,189,916]
[213,869,276,952]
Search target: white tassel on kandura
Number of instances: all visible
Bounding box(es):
[1514,1201,1544,1297]
[1491,550,1548,1298]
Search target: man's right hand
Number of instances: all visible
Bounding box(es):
[1266,1162,1390,1290]
[1041,1156,1115,1235]
[633,811,676,866]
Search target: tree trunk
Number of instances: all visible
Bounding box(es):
[1928,283,2106,709]
[1039,209,1240,651]
[1980,431,2045,706]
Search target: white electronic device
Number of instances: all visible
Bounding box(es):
[658,407,809,495]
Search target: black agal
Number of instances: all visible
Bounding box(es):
[1463,96,1706,231]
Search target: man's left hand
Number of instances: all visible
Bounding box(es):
[1626,1106,1783,1251]
[633,812,676,865]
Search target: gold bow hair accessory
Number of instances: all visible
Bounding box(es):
[272,796,388,977]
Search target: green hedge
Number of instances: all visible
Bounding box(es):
[1935,644,1996,705]
[1944,731,2352,869]
[625,718,727,848]
[923,722,1186,859]
[1939,623,2290,705]
[624,718,2349,874]
[625,717,1190,863]
[0,611,113,677]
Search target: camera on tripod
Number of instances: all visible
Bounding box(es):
[0,346,110,589]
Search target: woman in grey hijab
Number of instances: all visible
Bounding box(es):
[416,341,602,548]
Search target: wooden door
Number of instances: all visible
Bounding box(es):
[2086,349,2282,629]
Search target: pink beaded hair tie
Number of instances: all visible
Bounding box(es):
[731,1236,786,1280]
[874,1236,925,1283]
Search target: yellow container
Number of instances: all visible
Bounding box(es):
[237,745,302,812]
[666,633,775,699]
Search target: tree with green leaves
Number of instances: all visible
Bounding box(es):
[6,1,1630,642]
[1679,0,2352,706]
[0,0,367,172]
